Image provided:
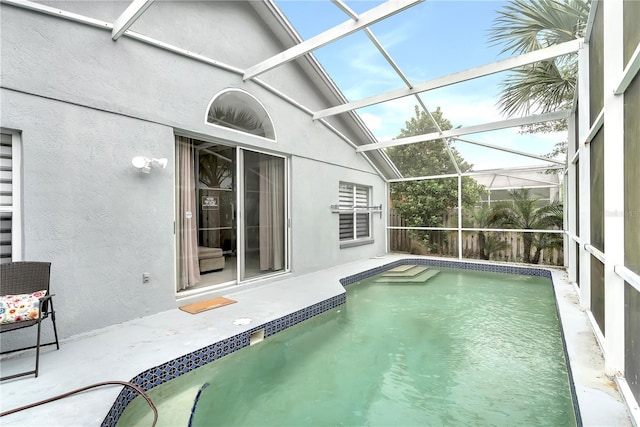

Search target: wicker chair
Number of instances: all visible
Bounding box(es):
[0,262,60,381]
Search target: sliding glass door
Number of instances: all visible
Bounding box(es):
[177,137,286,292]
[242,151,285,280]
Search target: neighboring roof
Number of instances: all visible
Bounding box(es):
[472,166,562,191]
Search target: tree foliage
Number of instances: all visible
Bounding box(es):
[465,205,510,260]
[489,0,590,119]
[489,188,563,263]
[387,107,485,230]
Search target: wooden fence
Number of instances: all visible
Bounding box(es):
[388,211,563,266]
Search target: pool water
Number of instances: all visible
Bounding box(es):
[120,268,577,426]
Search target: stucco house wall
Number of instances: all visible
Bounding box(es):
[0,1,387,342]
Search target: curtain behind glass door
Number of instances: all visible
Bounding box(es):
[176,137,237,291]
[243,151,285,279]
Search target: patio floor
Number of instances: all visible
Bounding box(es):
[0,255,633,426]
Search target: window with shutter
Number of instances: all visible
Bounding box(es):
[0,131,20,263]
[338,182,372,245]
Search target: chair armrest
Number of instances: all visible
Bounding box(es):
[37,294,55,312]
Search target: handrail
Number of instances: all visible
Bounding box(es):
[565,231,585,246]
[564,235,640,293]
[615,265,640,293]
[584,243,606,264]
[0,380,158,426]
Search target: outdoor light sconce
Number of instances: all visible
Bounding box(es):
[132,156,168,174]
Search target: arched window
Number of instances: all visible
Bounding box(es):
[206,89,275,140]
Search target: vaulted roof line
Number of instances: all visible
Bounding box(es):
[252,0,403,180]
[3,0,400,180]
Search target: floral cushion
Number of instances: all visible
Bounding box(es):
[0,290,47,325]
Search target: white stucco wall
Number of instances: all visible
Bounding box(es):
[0,1,387,341]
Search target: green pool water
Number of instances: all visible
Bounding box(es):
[120,268,577,426]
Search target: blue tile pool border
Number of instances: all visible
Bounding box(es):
[339,257,552,287]
[103,258,581,427]
[101,293,346,426]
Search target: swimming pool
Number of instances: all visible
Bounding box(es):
[109,260,578,426]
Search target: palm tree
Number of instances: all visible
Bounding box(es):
[488,0,590,117]
[466,205,509,260]
[490,189,563,264]
[529,200,564,263]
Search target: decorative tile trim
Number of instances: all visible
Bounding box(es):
[101,293,346,427]
[104,258,556,426]
[340,258,552,286]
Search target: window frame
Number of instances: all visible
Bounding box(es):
[0,129,22,263]
[338,182,374,248]
[204,88,276,141]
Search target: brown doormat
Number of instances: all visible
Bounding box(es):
[179,297,237,314]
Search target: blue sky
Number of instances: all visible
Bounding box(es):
[274,0,566,171]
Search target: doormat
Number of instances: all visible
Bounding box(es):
[179,297,237,314]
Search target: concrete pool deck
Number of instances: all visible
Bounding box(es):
[0,254,634,426]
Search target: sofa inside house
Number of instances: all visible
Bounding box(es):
[198,246,225,273]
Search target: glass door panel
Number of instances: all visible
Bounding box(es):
[196,144,237,286]
[176,137,237,292]
[242,151,285,280]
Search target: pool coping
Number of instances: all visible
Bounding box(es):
[104,257,586,426]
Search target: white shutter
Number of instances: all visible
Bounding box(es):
[338,183,353,209]
[0,132,13,263]
[355,185,368,207]
[356,213,370,238]
[355,185,370,238]
[339,183,354,240]
[338,183,371,241]
[339,214,354,240]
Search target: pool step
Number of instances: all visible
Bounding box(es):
[385,264,415,273]
[380,265,429,277]
[376,269,440,284]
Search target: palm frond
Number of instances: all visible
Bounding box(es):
[489,0,590,117]
[489,0,590,56]
[497,59,576,116]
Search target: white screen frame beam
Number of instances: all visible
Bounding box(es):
[243,0,423,80]
[356,110,570,152]
[314,39,582,120]
[112,0,156,40]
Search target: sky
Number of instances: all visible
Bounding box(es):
[273,0,567,172]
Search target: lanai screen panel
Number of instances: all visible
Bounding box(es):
[575,158,580,286]
[587,4,605,336]
[623,0,640,66]
[590,127,605,334]
[623,0,640,402]
[589,6,604,124]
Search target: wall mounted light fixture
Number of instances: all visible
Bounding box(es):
[132,156,168,174]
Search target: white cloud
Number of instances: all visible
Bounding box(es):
[359,112,383,131]
[351,92,568,171]
[330,38,568,170]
